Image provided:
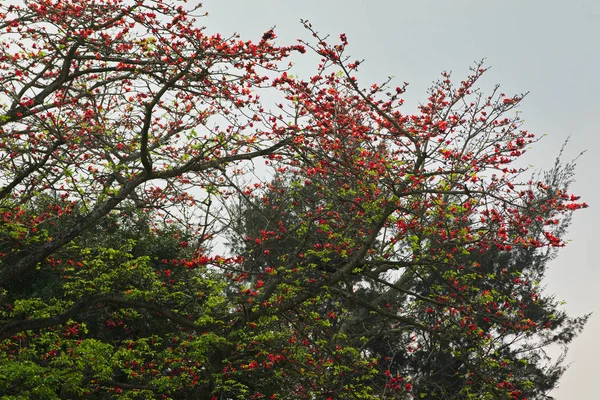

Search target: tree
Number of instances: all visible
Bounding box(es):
[0,1,588,399]
[231,149,588,399]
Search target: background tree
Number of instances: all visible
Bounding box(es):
[231,138,588,399]
[0,1,589,399]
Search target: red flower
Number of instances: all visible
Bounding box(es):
[262,30,275,41]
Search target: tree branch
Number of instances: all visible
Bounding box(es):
[0,294,205,341]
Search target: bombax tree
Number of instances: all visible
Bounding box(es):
[0,1,588,399]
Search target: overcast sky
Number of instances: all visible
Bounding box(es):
[201,1,599,397]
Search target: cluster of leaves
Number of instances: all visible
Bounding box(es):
[0,1,589,399]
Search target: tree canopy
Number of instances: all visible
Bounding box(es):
[0,1,589,399]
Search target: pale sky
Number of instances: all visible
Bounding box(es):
[201,1,600,397]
